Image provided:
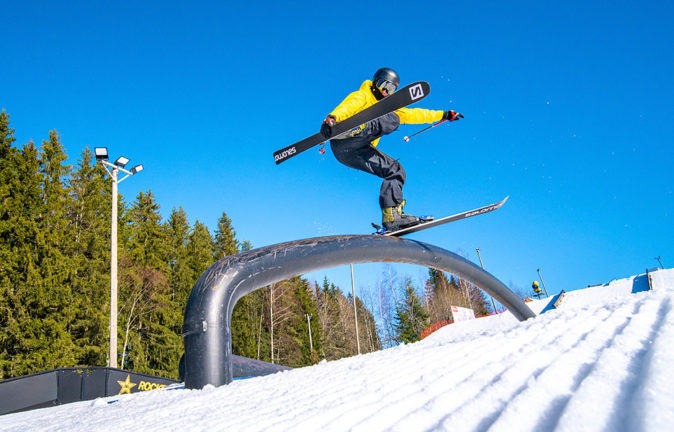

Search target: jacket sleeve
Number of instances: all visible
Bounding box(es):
[329,89,371,122]
[395,107,444,124]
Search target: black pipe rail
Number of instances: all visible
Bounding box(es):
[182,235,535,389]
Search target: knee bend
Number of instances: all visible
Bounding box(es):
[387,160,406,182]
[379,113,401,134]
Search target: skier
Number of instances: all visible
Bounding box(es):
[320,67,462,232]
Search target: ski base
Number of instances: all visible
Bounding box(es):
[371,196,509,237]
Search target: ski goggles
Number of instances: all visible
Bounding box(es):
[375,79,398,95]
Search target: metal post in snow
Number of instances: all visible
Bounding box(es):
[270,285,274,364]
[305,313,313,352]
[476,248,499,314]
[351,264,361,355]
[655,256,664,269]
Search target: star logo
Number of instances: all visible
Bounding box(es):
[117,374,137,395]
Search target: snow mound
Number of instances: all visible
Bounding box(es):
[2,269,673,432]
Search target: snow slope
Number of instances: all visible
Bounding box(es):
[2,269,673,432]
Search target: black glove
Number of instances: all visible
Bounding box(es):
[442,110,464,121]
[320,115,336,139]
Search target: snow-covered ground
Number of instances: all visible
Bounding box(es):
[3,269,673,432]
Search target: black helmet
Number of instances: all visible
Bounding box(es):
[372,67,400,99]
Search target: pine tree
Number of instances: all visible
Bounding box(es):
[125,190,168,271]
[394,278,429,343]
[232,288,268,361]
[164,207,194,333]
[468,285,492,316]
[213,211,239,261]
[0,110,17,212]
[240,240,253,252]
[34,130,78,367]
[185,221,215,280]
[119,191,177,377]
[0,131,77,376]
[231,291,260,360]
[425,268,454,322]
[0,111,20,378]
[68,147,110,366]
[9,140,51,374]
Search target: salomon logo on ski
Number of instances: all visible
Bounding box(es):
[409,83,425,101]
[274,147,296,163]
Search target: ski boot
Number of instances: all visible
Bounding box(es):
[382,200,421,232]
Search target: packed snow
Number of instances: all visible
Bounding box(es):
[2,269,673,431]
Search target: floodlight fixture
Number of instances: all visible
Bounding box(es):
[95,147,109,160]
[114,156,130,168]
[96,147,144,369]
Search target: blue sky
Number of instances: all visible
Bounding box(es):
[2,1,673,303]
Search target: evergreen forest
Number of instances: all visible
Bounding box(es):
[0,110,492,380]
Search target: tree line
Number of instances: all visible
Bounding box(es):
[0,110,492,380]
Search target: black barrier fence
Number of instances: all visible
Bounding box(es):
[0,367,178,416]
[2,355,292,416]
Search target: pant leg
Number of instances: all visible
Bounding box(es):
[330,113,405,208]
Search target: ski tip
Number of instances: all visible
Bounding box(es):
[491,196,509,209]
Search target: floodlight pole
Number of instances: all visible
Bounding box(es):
[476,248,498,314]
[99,157,142,369]
[110,166,118,368]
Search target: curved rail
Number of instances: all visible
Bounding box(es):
[182,235,535,389]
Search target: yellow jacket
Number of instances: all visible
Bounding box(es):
[329,80,444,147]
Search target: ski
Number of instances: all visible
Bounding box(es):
[372,196,509,237]
[273,81,431,165]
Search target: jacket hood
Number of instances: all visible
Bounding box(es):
[360,80,374,92]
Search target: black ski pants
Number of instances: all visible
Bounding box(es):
[330,112,405,209]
